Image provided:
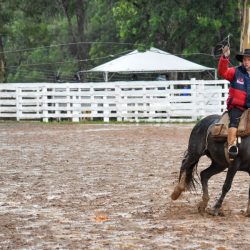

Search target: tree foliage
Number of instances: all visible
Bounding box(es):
[112,0,241,67]
[0,0,245,82]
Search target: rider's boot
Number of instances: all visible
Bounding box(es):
[227,127,238,158]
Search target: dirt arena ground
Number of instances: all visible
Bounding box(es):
[0,122,249,249]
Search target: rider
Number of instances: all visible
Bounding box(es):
[218,47,250,158]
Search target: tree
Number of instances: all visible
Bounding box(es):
[112,0,241,68]
[5,0,79,82]
[59,0,88,80]
[0,35,5,83]
[0,0,17,82]
[240,0,250,50]
[86,0,125,67]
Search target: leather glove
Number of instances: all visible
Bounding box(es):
[222,46,230,57]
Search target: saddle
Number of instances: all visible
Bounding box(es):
[210,109,250,140]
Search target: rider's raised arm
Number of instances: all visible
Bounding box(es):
[218,46,235,82]
[218,56,235,81]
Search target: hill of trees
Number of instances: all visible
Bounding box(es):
[0,0,245,83]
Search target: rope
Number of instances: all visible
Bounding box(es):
[213,34,232,57]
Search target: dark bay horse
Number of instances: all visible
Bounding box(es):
[171,114,250,216]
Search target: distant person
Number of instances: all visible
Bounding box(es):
[218,46,250,158]
[131,74,138,81]
[73,73,81,82]
[55,75,60,83]
[180,84,191,96]
[54,75,64,83]
[156,73,169,81]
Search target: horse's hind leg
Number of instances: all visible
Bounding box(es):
[171,171,187,200]
[198,162,225,214]
[171,153,199,200]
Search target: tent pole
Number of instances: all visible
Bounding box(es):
[104,72,108,82]
[214,69,217,80]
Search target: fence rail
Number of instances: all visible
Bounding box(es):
[0,79,229,122]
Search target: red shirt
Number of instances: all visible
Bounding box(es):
[218,56,247,110]
[218,56,235,81]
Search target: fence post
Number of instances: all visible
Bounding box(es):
[55,87,60,121]
[190,78,200,121]
[103,99,110,122]
[72,87,80,122]
[42,86,48,122]
[90,85,97,121]
[65,85,71,120]
[36,87,41,117]
[222,80,229,112]
[122,91,128,122]
[16,88,21,121]
[116,84,122,122]
[197,79,205,118]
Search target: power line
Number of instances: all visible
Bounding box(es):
[5,49,134,69]
[1,41,136,54]
[5,50,220,70]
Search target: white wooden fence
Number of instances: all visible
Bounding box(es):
[0,79,229,122]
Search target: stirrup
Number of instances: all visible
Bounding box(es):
[228,144,238,158]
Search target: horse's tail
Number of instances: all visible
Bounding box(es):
[171,114,220,200]
[179,150,200,191]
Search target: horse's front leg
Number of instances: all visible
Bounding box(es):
[198,162,225,215]
[211,164,238,216]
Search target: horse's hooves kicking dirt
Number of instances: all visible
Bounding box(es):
[207,208,225,217]
[197,202,207,215]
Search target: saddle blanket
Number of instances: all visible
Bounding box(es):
[210,109,250,139]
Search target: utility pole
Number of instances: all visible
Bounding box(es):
[240,0,250,51]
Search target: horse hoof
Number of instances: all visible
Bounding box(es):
[207,208,225,217]
[245,212,250,217]
[171,186,183,200]
[197,202,206,215]
[207,208,218,216]
[170,191,180,200]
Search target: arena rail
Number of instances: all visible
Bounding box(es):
[0,79,229,122]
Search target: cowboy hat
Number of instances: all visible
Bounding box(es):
[235,48,250,62]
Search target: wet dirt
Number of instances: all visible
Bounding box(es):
[0,123,249,249]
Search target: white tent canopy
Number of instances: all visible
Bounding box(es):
[87,47,215,81]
